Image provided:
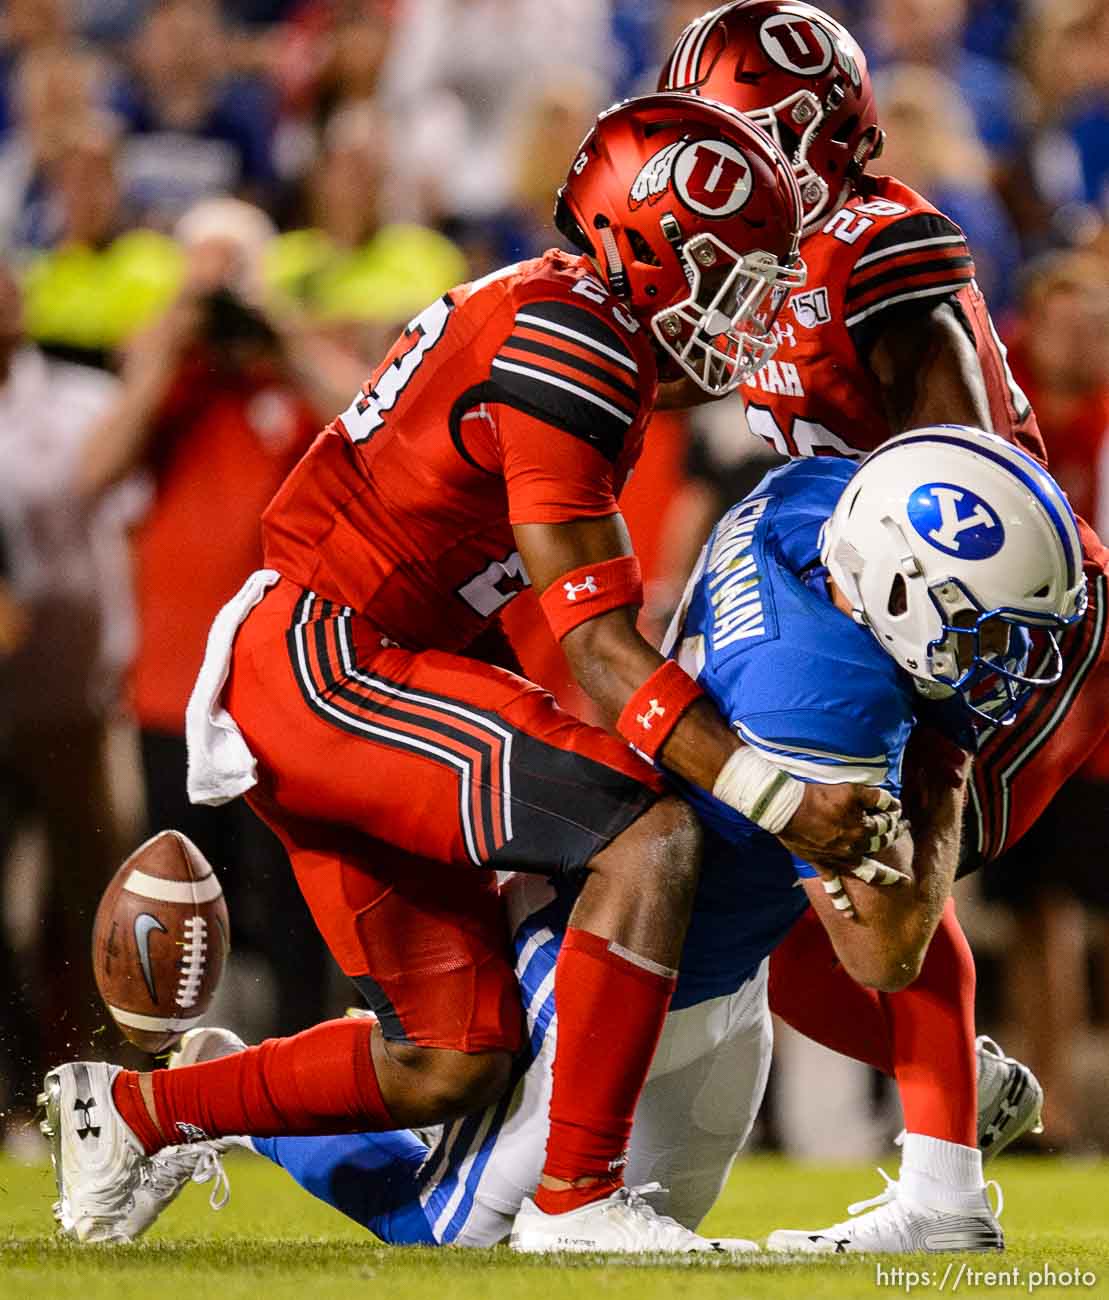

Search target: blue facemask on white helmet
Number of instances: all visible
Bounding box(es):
[821,426,1087,731]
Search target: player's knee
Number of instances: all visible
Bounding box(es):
[387,1043,513,1118]
[588,794,701,912]
[424,1049,513,1116]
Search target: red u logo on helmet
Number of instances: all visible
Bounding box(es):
[674,141,753,216]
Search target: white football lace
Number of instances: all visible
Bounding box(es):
[846,1167,1003,1224]
[142,1145,231,1210]
[847,1167,898,1216]
[177,916,209,1009]
[608,1183,708,1249]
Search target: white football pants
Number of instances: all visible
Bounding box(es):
[414,873,772,1246]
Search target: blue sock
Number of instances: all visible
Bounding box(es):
[252,1130,436,1244]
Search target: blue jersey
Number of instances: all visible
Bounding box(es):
[667,458,916,1009]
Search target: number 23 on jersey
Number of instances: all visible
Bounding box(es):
[341,296,455,444]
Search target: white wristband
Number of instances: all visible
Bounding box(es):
[712,746,804,834]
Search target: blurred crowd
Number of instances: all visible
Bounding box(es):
[0,0,1107,1159]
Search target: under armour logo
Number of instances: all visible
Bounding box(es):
[74,1097,100,1140]
[564,577,598,601]
[636,699,666,730]
[907,482,1005,560]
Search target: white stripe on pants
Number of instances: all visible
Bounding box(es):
[424,875,773,1246]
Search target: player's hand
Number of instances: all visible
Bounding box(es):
[777,783,906,871]
[813,856,911,920]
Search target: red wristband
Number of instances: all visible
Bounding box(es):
[616,660,706,760]
[539,555,644,642]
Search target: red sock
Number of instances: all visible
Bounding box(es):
[884,901,977,1145]
[769,906,893,1073]
[536,927,676,1215]
[770,900,977,1146]
[111,1018,393,1153]
[112,1069,166,1154]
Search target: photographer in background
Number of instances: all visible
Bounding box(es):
[78,198,334,1040]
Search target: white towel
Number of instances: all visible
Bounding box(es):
[186,569,280,806]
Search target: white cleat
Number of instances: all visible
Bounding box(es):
[39,1059,235,1243]
[136,1142,231,1223]
[766,1169,1004,1255]
[977,1035,1043,1161]
[510,1182,759,1254]
[38,1062,149,1243]
[167,1026,247,1067]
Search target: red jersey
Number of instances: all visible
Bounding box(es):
[740,174,1044,463]
[263,251,657,652]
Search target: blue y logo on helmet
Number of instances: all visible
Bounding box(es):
[907,482,1005,559]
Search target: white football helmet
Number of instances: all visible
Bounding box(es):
[821,426,1087,727]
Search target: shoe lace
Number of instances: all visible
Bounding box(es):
[610,1183,703,1248]
[976,1035,1004,1061]
[142,1144,231,1211]
[617,1182,665,1212]
[847,1167,1003,1227]
[847,1167,898,1217]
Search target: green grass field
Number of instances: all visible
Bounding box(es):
[2,1152,1106,1300]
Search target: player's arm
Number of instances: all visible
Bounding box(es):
[849,210,990,434]
[514,515,898,868]
[491,293,899,866]
[799,732,971,992]
[867,301,991,433]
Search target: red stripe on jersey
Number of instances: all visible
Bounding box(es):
[848,245,973,298]
[511,324,638,389]
[337,673,510,858]
[498,343,640,416]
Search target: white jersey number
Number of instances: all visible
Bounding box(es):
[341,296,454,444]
[457,551,530,618]
[822,199,908,245]
[745,403,863,460]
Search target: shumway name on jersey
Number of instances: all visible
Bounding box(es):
[706,494,772,651]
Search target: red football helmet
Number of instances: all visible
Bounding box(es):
[660,2,884,230]
[556,92,805,396]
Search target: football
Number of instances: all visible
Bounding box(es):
[92,830,230,1054]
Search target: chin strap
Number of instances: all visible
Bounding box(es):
[597,224,629,299]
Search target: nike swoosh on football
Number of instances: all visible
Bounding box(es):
[134,912,169,1002]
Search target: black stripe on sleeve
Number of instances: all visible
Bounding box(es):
[448,380,632,467]
[487,368,634,463]
[854,211,968,265]
[513,300,638,373]
[502,333,642,405]
[845,254,975,306]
